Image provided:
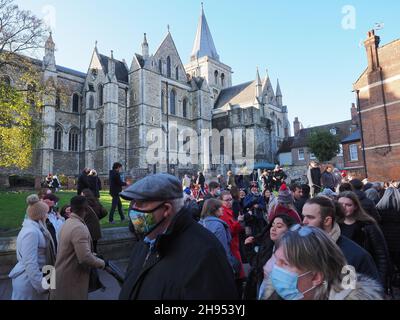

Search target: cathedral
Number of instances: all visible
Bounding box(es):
[1,6,290,180]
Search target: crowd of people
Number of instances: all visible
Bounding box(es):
[8,161,400,300]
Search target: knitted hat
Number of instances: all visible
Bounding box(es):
[27,201,49,221]
[278,184,293,204]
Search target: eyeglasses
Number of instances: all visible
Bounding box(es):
[290,224,315,237]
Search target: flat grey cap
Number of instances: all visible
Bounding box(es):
[120,173,183,201]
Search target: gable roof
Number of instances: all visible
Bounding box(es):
[278,120,354,153]
[214,81,254,109]
[98,54,128,83]
[29,56,86,78]
[342,130,361,143]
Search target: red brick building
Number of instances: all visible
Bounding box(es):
[353,30,400,181]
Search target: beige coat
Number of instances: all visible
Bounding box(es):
[50,213,105,300]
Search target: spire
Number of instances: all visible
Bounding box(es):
[190,3,220,61]
[276,79,282,106]
[276,79,282,97]
[43,32,56,71]
[142,33,149,59]
[255,67,262,98]
[108,50,116,81]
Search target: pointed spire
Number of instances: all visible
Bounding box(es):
[190,3,220,61]
[256,67,262,85]
[108,50,116,79]
[276,79,282,97]
[276,79,283,106]
[255,67,262,98]
[142,33,149,59]
[43,32,56,70]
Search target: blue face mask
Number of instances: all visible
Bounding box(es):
[270,264,315,300]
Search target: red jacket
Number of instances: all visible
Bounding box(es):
[220,205,245,279]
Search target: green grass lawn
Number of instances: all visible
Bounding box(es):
[0,190,130,237]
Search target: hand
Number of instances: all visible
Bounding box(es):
[245,236,255,245]
[254,204,259,209]
[238,214,244,222]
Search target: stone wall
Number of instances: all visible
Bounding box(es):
[0,227,136,279]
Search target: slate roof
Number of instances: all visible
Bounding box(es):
[214,81,254,109]
[341,129,361,143]
[99,54,129,83]
[30,56,86,78]
[191,7,220,61]
[278,120,354,153]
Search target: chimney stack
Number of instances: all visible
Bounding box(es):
[293,117,301,136]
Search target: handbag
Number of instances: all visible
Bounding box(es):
[88,267,105,293]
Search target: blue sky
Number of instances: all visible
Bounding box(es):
[15,0,400,129]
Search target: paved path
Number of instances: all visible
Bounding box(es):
[0,260,128,300]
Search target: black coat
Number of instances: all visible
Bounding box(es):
[243,227,274,300]
[321,172,335,190]
[119,208,239,300]
[354,190,381,222]
[310,167,321,187]
[339,222,390,287]
[336,235,380,283]
[378,207,400,253]
[109,170,126,197]
[87,176,102,198]
[77,172,89,195]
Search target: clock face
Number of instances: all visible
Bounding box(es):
[91,69,98,80]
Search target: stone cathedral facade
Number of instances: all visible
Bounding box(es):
[0,7,290,180]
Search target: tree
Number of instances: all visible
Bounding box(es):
[0,0,47,69]
[0,0,47,169]
[306,129,341,162]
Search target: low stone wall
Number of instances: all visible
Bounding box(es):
[0,227,136,280]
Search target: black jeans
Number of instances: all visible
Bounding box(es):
[109,195,125,222]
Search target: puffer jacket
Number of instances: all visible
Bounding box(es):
[339,221,391,291]
[378,206,400,253]
[260,274,383,300]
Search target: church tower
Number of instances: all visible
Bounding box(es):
[184,4,232,99]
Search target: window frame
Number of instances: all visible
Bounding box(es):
[298,148,305,161]
[349,144,359,161]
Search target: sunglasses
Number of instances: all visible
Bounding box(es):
[290,224,315,237]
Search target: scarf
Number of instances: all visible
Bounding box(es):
[38,220,57,266]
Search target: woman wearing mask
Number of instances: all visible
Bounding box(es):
[338,191,391,293]
[259,225,383,300]
[243,214,296,300]
[9,198,56,300]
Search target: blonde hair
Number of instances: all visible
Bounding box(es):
[276,226,347,300]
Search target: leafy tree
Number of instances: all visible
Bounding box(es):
[306,129,341,162]
[0,0,48,169]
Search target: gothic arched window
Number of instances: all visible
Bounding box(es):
[98,84,103,106]
[69,127,79,152]
[54,125,62,150]
[167,56,171,78]
[159,59,162,74]
[214,70,219,85]
[55,90,61,110]
[96,121,104,147]
[221,73,225,87]
[170,89,176,115]
[183,98,188,118]
[161,90,166,113]
[72,93,79,113]
[89,95,94,109]
[175,66,179,81]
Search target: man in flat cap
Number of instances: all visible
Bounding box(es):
[119,173,238,300]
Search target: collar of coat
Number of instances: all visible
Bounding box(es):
[153,207,193,256]
[70,213,85,224]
